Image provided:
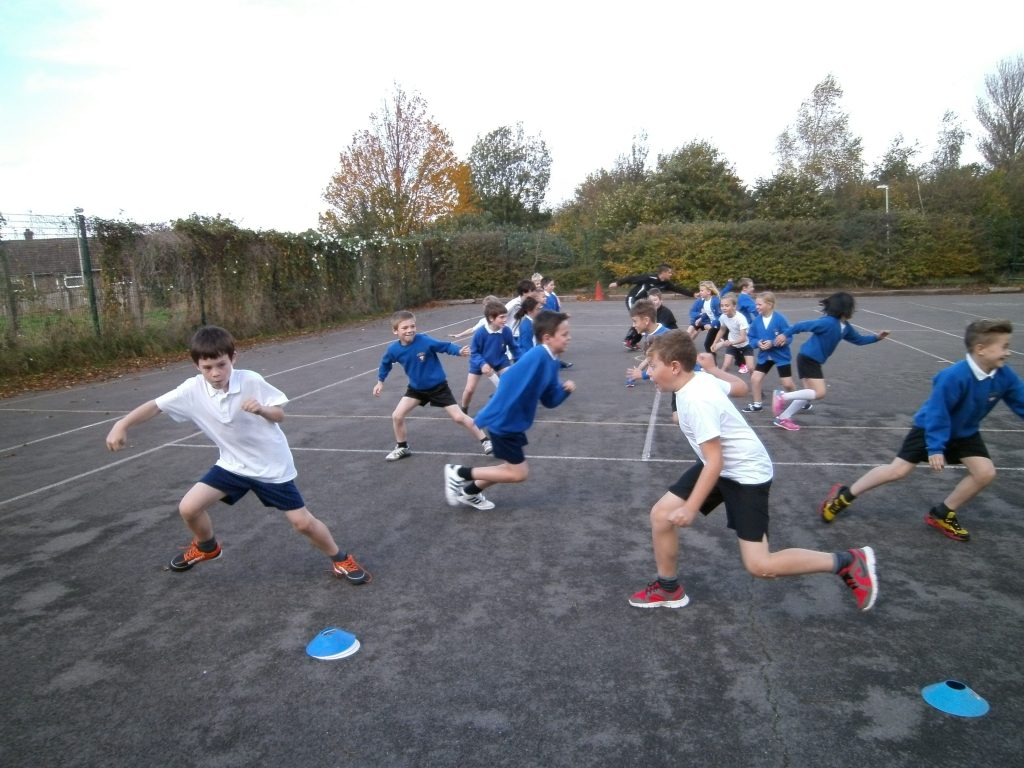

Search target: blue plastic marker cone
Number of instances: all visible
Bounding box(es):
[306,627,360,660]
[921,680,989,717]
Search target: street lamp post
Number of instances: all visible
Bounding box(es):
[876,184,890,258]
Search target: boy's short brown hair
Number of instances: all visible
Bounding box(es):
[484,300,508,321]
[189,325,236,363]
[647,329,697,372]
[391,310,415,329]
[965,319,1012,350]
[533,309,569,343]
[629,298,657,323]
[720,292,737,307]
[738,278,754,291]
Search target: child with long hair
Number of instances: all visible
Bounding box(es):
[772,292,890,431]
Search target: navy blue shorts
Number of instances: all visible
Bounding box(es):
[667,462,771,542]
[487,431,528,464]
[896,427,990,464]
[199,466,306,511]
[796,353,824,380]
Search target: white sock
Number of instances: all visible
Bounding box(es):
[783,388,816,402]
[781,389,816,419]
[781,399,806,419]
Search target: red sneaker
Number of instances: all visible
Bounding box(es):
[837,547,878,611]
[628,581,690,609]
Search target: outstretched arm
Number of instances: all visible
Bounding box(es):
[106,400,162,451]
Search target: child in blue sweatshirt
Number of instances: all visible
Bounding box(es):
[771,291,890,431]
[374,311,493,461]
[444,310,575,510]
[820,319,1024,542]
[460,300,518,414]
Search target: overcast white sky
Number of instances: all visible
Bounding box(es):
[2,0,1022,233]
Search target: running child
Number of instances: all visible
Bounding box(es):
[542,277,561,311]
[819,319,1024,542]
[444,310,575,510]
[712,293,755,374]
[460,300,517,413]
[625,299,669,387]
[735,278,758,326]
[771,292,890,431]
[742,291,805,414]
[104,325,370,583]
[647,288,679,330]
[609,264,691,350]
[448,295,501,341]
[627,330,878,611]
[373,310,493,461]
[515,295,542,358]
[686,280,722,357]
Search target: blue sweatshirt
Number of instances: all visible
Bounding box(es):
[737,293,757,325]
[473,345,571,435]
[747,311,792,365]
[783,315,879,363]
[544,291,561,311]
[470,324,517,372]
[377,334,462,390]
[517,315,536,357]
[913,358,1024,453]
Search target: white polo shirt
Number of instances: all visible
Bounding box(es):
[155,368,297,483]
[674,371,774,484]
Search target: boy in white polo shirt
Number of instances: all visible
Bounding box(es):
[627,330,877,611]
[105,325,370,583]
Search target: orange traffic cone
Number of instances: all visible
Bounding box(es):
[594,281,605,301]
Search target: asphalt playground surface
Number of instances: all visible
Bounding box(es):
[2,291,1023,767]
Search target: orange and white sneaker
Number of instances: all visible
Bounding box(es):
[169,539,222,571]
[332,554,371,584]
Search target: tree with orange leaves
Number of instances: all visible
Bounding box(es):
[321,85,461,238]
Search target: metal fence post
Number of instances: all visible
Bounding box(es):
[74,208,101,337]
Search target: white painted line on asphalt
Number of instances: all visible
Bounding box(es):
[641,389,662,461]
[0,431,202,508]
[0,416,121,454]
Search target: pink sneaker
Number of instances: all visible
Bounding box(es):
[738,364,748,374]
[773,417,800,431]
[772,389,786,417]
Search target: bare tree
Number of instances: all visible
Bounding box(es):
[776,74,864,192]
[975,54,1024,170]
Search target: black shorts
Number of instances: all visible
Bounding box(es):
[754,360,792,378]
[404,381,457,408]
[896,426,990,464]
[667,462,771,542]
[200,466,306,511]
[488,431,528,464]
[729,345,753,363]
[796,354,824,380]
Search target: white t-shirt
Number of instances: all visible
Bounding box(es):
[719,312,750,344]
[674,371,773,484]
[506,296,523,337]
[155,368,297,483]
